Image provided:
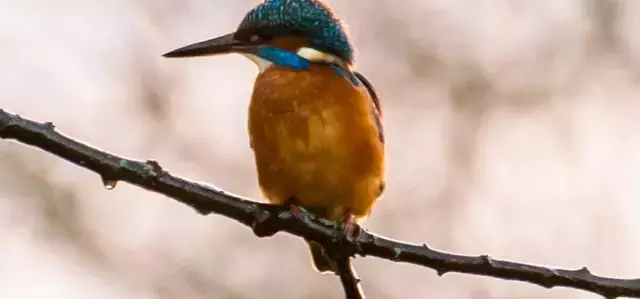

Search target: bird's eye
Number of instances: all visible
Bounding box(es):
[249,34,261,43]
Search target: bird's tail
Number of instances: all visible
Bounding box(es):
[308,241,365,297]
[307,240,337,273]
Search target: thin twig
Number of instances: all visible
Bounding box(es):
[335,256,364,299]
[1,108,640,299]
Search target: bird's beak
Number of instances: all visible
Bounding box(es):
[162,32,257,58]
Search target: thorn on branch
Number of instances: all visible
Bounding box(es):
[577,266,592,276]
[43,121,55,130]
[143,159,163,177]
[436,269,449,277]
[480,255,495,268]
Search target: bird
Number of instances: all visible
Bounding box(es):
[163,0,385,275]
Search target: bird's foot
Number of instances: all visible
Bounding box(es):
[289,204,302,217]
[341,214,360,242]
[285,196,305,219]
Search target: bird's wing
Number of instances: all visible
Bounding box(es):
[354,71,384,143]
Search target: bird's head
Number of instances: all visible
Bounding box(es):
[163,0,354,72]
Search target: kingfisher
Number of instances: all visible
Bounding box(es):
[163,0,385,275]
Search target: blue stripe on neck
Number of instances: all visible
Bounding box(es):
[256,46,310,71]
[255,46,360,86]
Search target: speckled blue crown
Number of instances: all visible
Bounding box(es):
[238,0,354,63]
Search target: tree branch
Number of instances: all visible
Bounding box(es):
[1,108,639,299]
[333,253,364,299]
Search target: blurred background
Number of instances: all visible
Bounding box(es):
[1,0,639,298]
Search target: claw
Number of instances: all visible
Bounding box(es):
[285,196,304,218]
[341,214,360,242]
[289,204,302,217]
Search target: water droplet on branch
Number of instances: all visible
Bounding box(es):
[101,177,118,190]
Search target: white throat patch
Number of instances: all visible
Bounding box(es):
[242,53,273,73]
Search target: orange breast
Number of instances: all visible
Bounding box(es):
[248,64,385,221]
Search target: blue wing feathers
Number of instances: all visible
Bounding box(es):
[354,71,384,144]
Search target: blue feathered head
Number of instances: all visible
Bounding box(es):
[236,0,354,64]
